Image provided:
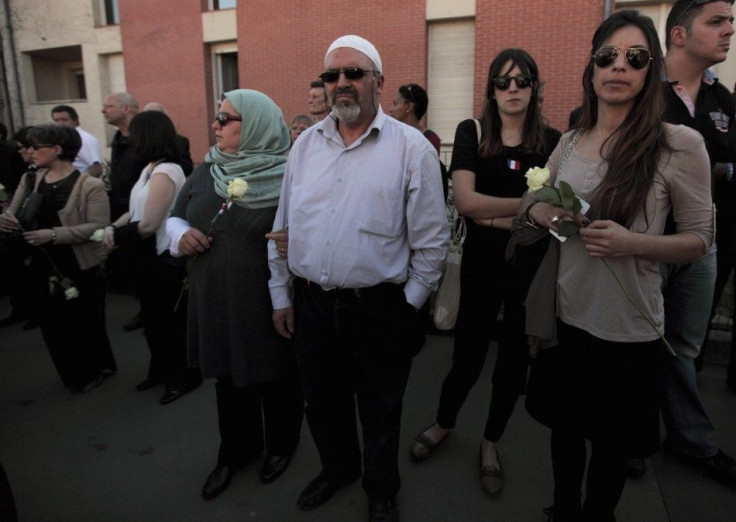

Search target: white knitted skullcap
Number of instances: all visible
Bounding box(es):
[325,35,382,73]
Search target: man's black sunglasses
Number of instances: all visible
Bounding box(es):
[593,46,653,70]
[214,112,242,127]
[492,74,533,91]
[319,67,375,83]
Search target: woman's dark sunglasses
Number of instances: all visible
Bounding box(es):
[593,46,652,70]
[319,67,374,83]
[492,74,533,91]
[215,112,242,127]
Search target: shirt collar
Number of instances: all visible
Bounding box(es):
[665,67,719,86]
[318,106,386,146]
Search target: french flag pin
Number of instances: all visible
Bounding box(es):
[507,159,521,170]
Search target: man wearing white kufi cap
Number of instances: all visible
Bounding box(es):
[268,34,450,520]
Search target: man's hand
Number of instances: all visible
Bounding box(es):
[178,228,211,256]
[272,306,294,339]
[266,228,289,258]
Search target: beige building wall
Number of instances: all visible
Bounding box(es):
[6,0,122,151]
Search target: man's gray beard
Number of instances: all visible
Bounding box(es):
[332,102,361,125]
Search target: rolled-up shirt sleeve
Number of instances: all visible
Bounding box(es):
[268,161,293,310]
[668,127,715,251]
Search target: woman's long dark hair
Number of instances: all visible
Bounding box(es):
[576,9,670,227]
[478,48,547,157]
[129,111,181,164]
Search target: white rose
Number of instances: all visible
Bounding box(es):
[227,178,248,199]
[525,167,551,192]
[64,286,80,300]
[90,228,105,242]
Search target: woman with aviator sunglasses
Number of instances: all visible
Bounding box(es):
[165,89,303,500]
[521,10,713,520]
[410,49,561,499]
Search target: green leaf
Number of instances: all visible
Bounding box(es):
[559,181,575,211]
[534,186,562,207]
[558,220,580,237]
[572,196,582,215]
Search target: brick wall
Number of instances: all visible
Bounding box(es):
[118,0,211,164]
[475,0,604,131]
[118,1,605,160]
[239,0,429,129]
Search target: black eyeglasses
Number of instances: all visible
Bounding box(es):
[319,67,375,83]
[214,112,242,127]
[492,74,533,91]
[593,46,653,70]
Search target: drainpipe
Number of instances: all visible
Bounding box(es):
[1,0,24,129]
[604,0,614,19]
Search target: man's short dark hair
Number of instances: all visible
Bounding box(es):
[310,80,328,101]
[666,0,735,49]
[28,125,82,161]
[51,104,79,123]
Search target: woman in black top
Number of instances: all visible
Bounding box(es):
[410,49,561,498]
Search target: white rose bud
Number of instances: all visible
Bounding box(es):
[525,167,551,192]
[227,178,248,199]
[90,228,105,242]
[64,286,80,300]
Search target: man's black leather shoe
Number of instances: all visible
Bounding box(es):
[260,453,293,484]
[135,379,161,391]
[369,499,399,522]
[201,466,234,500]
[297,473,358,510]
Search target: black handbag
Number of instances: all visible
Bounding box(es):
[15,172,43,231]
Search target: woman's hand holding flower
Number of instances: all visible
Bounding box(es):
[178,228,211,256]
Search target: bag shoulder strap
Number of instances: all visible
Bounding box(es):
[23,170,38,196]
[473,119,482,147]
[554,130,581,188]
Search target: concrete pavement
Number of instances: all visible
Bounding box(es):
[1,293,735,521]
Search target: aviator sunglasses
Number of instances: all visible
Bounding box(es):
[593,46,653,70]
[319,67,375,83]
[492,74,533,91]
[214,112,242,127]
